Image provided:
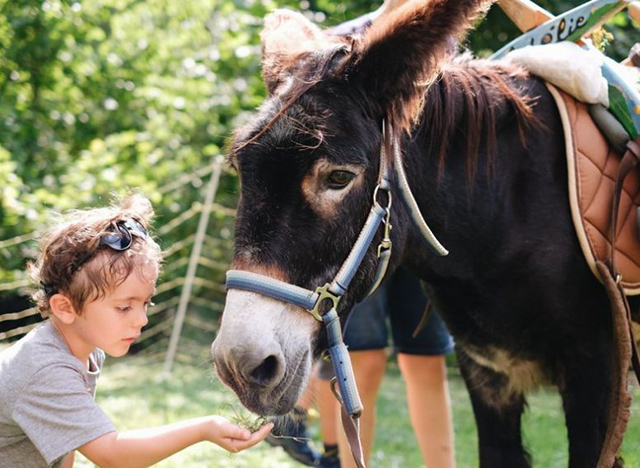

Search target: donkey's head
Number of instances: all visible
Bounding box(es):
[211,0,491,415]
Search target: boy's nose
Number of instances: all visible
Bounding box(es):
[135,308,149,328]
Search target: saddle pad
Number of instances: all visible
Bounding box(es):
[546,83,640,295]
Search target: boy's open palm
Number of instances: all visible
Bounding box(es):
[206,416,274,452]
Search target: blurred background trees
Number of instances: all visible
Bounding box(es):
[0,0,636,344]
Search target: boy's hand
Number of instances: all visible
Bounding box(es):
[205,416,274,452]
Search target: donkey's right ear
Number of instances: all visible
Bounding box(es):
[261,9,340,94]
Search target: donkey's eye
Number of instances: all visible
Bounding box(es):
[326,170,355,189]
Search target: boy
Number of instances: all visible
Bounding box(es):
[0,194,272,468]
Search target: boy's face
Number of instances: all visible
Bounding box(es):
[71,263,157,358]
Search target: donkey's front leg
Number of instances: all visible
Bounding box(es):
[458,348,531,468]
[559,348,620,468]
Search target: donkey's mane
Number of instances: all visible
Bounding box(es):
[426,54,538,182]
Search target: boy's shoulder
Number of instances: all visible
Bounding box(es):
[0,321,87,400]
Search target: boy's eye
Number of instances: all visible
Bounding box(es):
[117,306,132,312]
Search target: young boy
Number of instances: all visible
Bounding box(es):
[0,194,272,468]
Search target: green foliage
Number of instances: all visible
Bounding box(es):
[0,0,281,293]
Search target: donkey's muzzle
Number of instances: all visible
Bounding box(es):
[211,338,286,391]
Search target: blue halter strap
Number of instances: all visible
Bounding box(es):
[225,123,393,420]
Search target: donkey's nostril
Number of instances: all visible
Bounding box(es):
[249,355,280,388]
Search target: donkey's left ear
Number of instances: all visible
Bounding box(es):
[261,9,341,94]
[346,0,494,130]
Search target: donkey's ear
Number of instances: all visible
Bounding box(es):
[261,9,340,94]
[348,0,493,130]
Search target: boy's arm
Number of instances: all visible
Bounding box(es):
[78,416,273,468]
[61,451,75,468]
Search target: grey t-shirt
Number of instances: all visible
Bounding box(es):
[0,320,115,468]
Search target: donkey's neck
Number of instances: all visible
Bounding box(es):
[397,58,546,279]
[416,58,533,180]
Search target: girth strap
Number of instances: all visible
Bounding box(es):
[591,137,640,467]
[609,138,640,383]
[595,261,635,468]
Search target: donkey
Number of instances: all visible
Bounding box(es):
[211,0,638,466]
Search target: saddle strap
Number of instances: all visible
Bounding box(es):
[608,137,640,383]
[595,261,634,468]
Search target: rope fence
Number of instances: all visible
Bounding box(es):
[0,157,236,371]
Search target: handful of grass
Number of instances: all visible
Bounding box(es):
[220,403,268,433]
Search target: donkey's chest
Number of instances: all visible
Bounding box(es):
[463,344,550,393]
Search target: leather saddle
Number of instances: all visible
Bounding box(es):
[546,83,640,295]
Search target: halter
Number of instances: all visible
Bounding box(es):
[225,118,448,467]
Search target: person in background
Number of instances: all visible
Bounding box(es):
[330,268,455,468]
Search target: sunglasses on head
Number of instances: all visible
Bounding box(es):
[41,218,149,296]
[100,218,148,251]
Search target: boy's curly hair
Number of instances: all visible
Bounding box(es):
[29,194,163,317]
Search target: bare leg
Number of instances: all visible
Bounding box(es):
[338,349,387,468]
[316,376,339,445]
[398,353,455,468]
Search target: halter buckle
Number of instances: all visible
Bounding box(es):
[310,283,341,321]
[377,208,393,257]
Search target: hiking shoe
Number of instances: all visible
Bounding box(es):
[265,408,320,466]
[318,446,340,468]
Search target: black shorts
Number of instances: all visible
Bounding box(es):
[316,268,454,381]
[343,267,454,355]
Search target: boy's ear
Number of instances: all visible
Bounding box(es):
[346,0,494,130]
[49,294,78,324]
[261,9,341,94]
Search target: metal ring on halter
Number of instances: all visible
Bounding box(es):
[330,377,345,406]
[372,184,392,211]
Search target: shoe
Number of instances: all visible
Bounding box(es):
[265,408,320,466]
[318,446,340,468]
